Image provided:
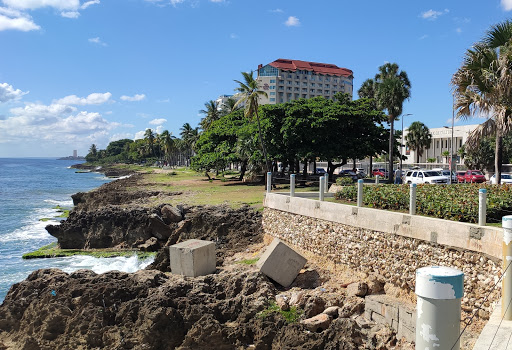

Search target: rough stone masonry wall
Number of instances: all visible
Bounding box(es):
[263,208,501,315]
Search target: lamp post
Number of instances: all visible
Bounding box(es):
[400,113,412,175]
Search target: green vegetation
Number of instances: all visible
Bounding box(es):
[334,184,512,224]
[23,242,156,259]
[236,257,259,265]
[405,121,432,163]
[336,177,355,186]
[40,205,71,221]
[257,300,303,324]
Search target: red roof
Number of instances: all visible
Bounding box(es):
[267,59,353,77]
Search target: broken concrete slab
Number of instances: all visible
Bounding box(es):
[256,238,307,287]
[169,239,216,277]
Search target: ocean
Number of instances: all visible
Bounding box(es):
[0,158,154,302]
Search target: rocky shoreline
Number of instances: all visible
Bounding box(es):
[0,168,416,349]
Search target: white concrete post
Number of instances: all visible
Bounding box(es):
[375,175,379,184]
[503,216,512,320]
[266,172,272,193]
[410,183,417,215]
[479,189,487,226]
[290,174,296,198]
[319,176,325,201]
[415,266,464,350]
[324,174,329,193]
[357,179,364,207]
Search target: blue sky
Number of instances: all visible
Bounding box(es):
[1,0,512,157]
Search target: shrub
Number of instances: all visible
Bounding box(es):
[336,177,355,186]
[334,184,512,224]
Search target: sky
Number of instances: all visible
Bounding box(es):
[1,0,512,157]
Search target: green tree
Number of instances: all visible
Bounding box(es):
[442,150,450,164]
[405,121,432,163]
[234,71,271,174]
[159,130,175,164]
[362,63,411,183]
[452,19,512,184]
[199,100,221,131]
[220,96,241,116]
[144,128,156,157]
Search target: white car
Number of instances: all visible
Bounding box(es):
[404,170,449,184]
[490,173,512,184]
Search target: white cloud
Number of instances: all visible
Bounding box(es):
[55,92,112,105]
[88,37,107,46]
[0,82,29,103]
[110,133,133,142]
[0,7,39,31]
[285,16,300,27]
[170,0,185,6]
[210,0,224,2]
[420,9,449,20]
[456,27,462,34]
[120,94,146,102]
[502,0,512,11]
[61,10,79,18]
[270,8,283,13]
[149,118,167,125]
[230,33,238,39]
[419,34,429,40]
[2,0,80,11]
[155,125,164,134]
[81,0,99,9]
[134,130,146,140]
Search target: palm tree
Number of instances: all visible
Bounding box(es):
[374,63,411,183]
[159,130,175,164]
[234,71,271,173]
[199,100,221,131]
[405,121,432,163]
[144,128,156,157]
[220,96,241,116]
[442,150,450,164]
[452,20,512,184]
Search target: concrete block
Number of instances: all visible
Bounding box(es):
[257,238,307,287]
[397,303,416,342]
[169,239,216,277]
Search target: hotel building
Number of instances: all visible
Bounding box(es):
[256,59,354,105]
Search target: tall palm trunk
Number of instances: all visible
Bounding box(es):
[388,119,394,184]
[254,110,271,174]
[496,130,503,184]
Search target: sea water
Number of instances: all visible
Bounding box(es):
[0,158,154,302]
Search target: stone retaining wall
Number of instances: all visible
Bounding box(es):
[263,208,501,315]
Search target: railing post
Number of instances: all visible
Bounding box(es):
[479,189,487,226]
[319,176,325,201]
[415,266,464,350]
[375,175,379,184]
[290,174,295,197]
[503,216,512,320]
[410,183,417,215]
[266,172,272,193]
[357,179,363,207]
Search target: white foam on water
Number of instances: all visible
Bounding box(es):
[0,218,57,242]
[44,199,74,207]
[61,255,154,274]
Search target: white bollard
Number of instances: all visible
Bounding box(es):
[410,183,417,215]
[324,174,329,193]
[375,175,380,184]
[415,266,464,350]
[266,172,272,193]
[503,216,512,320]
[479,188,487,226]
[290,174,296,197]
[319,176,325,201]
[357,179,364,207]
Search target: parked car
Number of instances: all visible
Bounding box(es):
[462,170,486,183]
[372,168,388,178]
[489,173,512,184]
[432,168,458,183]
[404,169,449,184]
[315,167,326,175]
[355,168,367,178]
[339,169,362,181]
[456,171,466,183]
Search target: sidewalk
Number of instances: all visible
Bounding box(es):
[473,303,512,349]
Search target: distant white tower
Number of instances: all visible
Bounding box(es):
[73,150,77,158]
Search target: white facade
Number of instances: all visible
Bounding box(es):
[401,124,479,165]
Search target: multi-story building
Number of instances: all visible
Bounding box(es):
[256,59,354,105]
[402,124,479,165]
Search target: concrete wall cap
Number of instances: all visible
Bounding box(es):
[415,266,464,300]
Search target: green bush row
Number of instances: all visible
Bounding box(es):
[334,184,512,224]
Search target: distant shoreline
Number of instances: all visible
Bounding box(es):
[57,156,85,160]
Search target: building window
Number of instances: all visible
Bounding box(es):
[258,64,279,77]
[270,92,275,96]
[295,81,300,86]
[278,80,284,84]
[319,76,323,81]
[334,78,338,83]
[279,86,284,91]
[325,77,331,82]
[318,83,323,87]
[325,90,329,94]
[295,93,300,99]
[270,79,276,83]
[288,74,292,78]
[460,139,462,147]
[287,93,292,98]
[270,85,276,89]
[294,87,299,91]
[302,82,307,86]
[270,98,276,102]
[287,87,292,91]
[302,88,307,92]
[280,98,284,103]
[311,83,316,87]
[326,84,330,88]
[310,89,315,93]
[288,81,292,85]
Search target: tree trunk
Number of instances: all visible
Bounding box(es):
[369,156,373,175]
[416,148,420,164]
[496,130,503,184]
[239,160,247,181]
[302,160,308,177]
[254,110,271,174]
[388,118,395,184]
